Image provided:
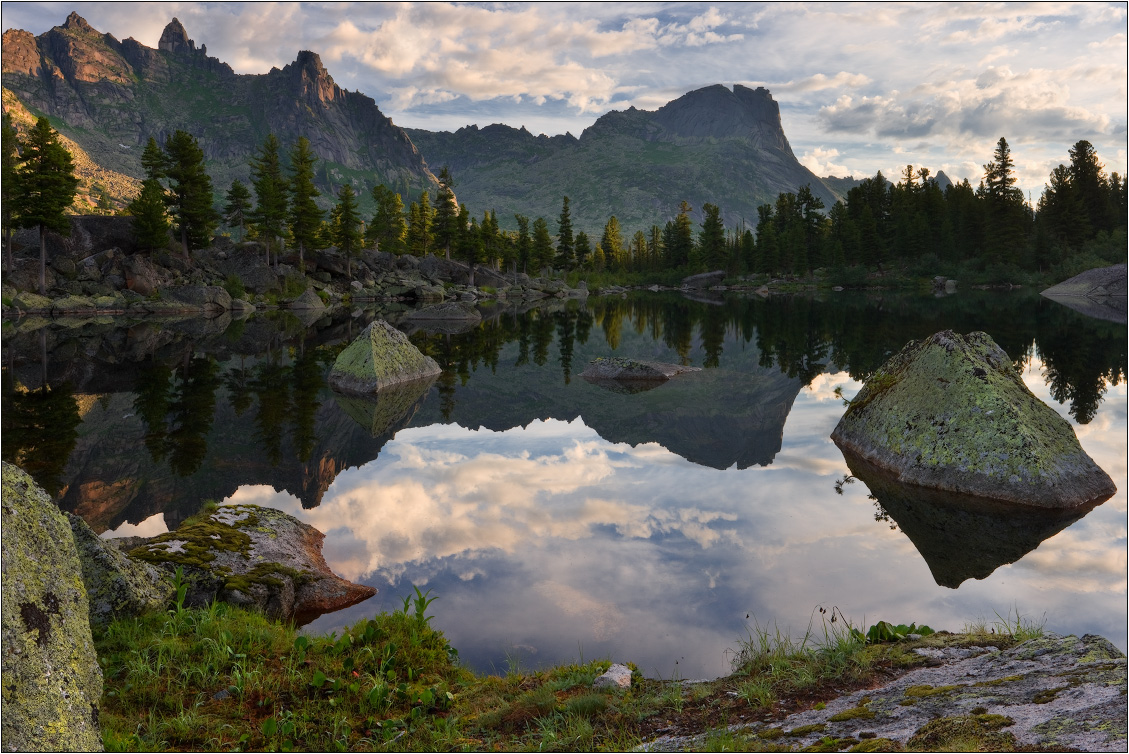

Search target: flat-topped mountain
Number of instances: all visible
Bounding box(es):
[408,84,839,234]
[1,12,437,211]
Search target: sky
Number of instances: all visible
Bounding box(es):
[4,2,1125,201]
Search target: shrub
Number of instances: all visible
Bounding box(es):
[222,274,245,300]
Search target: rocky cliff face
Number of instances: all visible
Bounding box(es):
[409,84,837,234]
[1,13,437,209]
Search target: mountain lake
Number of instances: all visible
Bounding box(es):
[3,289,1125,680]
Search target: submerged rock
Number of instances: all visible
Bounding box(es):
[328,319,442,394]
[68,513,172,629]
[129,504,376,625]
[681,270,726,289]
[581,356,701,383]
[831,330,1115,508]
[1,462,104,752]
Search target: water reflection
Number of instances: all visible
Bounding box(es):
[1,291,1125,677]
[840,452,1103,588]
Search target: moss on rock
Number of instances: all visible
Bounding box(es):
[831,330,1116,508]
[327,319,442,394]
[1,462,104,752]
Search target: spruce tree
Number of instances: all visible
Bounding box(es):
[555,196,574,269]
[600,216,624,271]
[163,130,217,259]
[12,117,79,294]
[698,203,726,271]
[532,217,553,273]
[574,231,591,270]
[249,134,289,266]
[433,166,458,260]
[368,184,406,254]
[671,201,694,268]
[128,178,171,250]
[330,184,362,280]
[223,179,252,242]
[287,136,322,268]
[2,113,19,275]
[514,214,531,274]
[141,136,166,181]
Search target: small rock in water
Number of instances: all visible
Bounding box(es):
[593,663,633,690]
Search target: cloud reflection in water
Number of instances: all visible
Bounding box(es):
[224,358,1125,679]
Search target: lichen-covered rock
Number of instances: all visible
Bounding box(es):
[1,462,104,752]
[593,663,633,690]
[333,376,436,437]
[328,319,442,394]
[285,286,326,310]
[163,285,232,312]
[831,331,1116,508]
[129,504,376,625]
[581,356,701,382]
[1040,263,1127,324]
[11,291,52,312]
[681,270,726,289]
[644,633,1126,752]
[67,513,172,629]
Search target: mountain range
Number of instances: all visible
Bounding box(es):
[3,13,856,235]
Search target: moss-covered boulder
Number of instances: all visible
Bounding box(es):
[67,513,172,630]
[1,462,104,752]
[129,504,376,625]
[327,319,442,394]
[581,356,701,382]
[831,330,1116,508]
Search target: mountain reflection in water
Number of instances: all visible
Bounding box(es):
[1,290,1124,678]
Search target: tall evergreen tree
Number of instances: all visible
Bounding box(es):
[249,134,289,267]
[514,214,532,274]
[223,179,252,242]
[574,230,592,270]
[434,166,459,260]
[1068,140,1112,237]
[698,203,727,271]
[12,117,79,294]
[407,190,433,255]
[331,184,363,280]
[368,184,406,254]
[670,201,694,268]
[555,196,575,269]
[287,136,322,268]
[600,216,625,271]
[127,178,171,251]
[163,130,217,260]
[531,217,554,272]
[2,113,20,275]
[981,137,1029,264]
[141,136,166,181]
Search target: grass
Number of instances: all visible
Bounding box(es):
[94,600,1047,752]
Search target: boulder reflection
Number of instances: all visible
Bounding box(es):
[841,451,1108,588]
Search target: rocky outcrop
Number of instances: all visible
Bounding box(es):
[284,287,326,311]
[68,513,172,629]
[328,319,442,394]
[401,301,482,332]
[644,633,1127,752]
[831,331,1116,508]
[1041,263,1127,324]
[1,462,104,752]
[127,504,376,625]
[162,285,233,313]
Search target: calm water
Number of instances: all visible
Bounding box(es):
[3,290,1125,679]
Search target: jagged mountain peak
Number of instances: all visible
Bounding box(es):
[158,17,195,55]
[62,11,95,33]
[651,83,788,149]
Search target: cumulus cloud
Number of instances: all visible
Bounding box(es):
[799,146,851,177]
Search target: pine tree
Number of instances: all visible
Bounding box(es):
[600,216,624,271]
[163,130,217,259]
[141,136,166,181]
[433,166,458,260]
[288,136,322,268]
[368,184,406,254]
[12,117,79,294]
[981,137,1029,264]
[331,184,362,280]
[671,201,694,268]
[223,179,252,242]
[699,203,726,271]
[128,178,171,250]
[249,134,289,266]
[574,231,591,270]
[555,196,574,269]
[532,217,554,273]
[514,214,532,274]
[407,191,433,255]
[2,113,19,275]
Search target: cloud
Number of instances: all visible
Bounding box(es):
[774,72,872,93]
[800,146,851,177]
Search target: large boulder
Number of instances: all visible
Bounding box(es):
[581,356,701,382]
[1040,263,1127,324]
[831,331,1116,508]
[1,463,104,752]
[128,504,376,625]
[401,301,482,334]
[328,319,442,394]
[68,514,172,630]
[123,253,163,296]
[284,286,326,310]
[163,285,232,313]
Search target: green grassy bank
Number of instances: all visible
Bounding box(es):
[94,592,1046,752]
